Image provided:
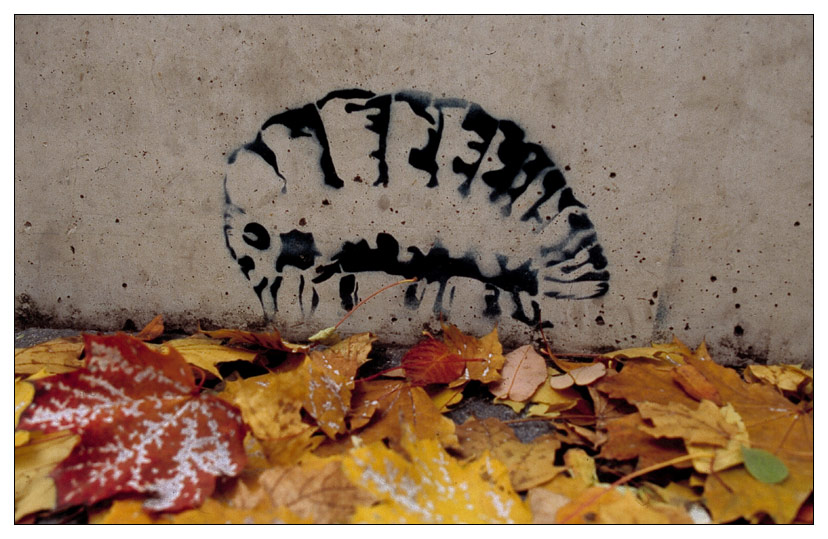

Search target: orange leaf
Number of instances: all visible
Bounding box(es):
[442,324,505,383]
[595,357,698,408]
[401,338,466,386]
[134,314,164,341]
[347,380,458,450]
[201,327,308,353]
[672,364,722,404]
[599,412,689,470]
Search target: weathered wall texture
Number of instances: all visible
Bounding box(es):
[14,15,813,365]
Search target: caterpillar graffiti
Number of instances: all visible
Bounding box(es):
[223,88,609,327]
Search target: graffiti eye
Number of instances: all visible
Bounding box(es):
[242,222,270,250]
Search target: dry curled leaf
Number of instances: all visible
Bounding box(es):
[454,417,563,491]
[201,327,308,353]
[672,364,723,404]
[638,400,749,473]
[548,362,607,389]
[134,314,165,341]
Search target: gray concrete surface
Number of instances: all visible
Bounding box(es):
[14,16,813,365]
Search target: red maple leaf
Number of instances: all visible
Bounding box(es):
[17,333,247,512]
[401,338,468,386]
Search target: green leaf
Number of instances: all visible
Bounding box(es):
[741,445,789,484]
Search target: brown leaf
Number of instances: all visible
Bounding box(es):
[556,486,693,524]
[672,364,723,404]
[233,457,375,524]
[527,488,571,523]
[454,417,563,491]
[638,400,749,473]
[683,353,813,523]
[599,412,689,469]
[595,357,698,408]
[201,327,309,353]
[304,333,375,437]
[454,416,519,460]
[348,380,458,450]
[489,345,548,401]
[134,314,164,341]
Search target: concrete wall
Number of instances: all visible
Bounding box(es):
[14,15,813,365]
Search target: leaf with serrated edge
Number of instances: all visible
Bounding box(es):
[304,333,375,437]
[218,362,310,454]
[442,324,505,383]
[343,435,531,523]
[160,337,258,378]
[348,380,458,450]
[201,327,309,353]
[17,333,247,513]
[14,336,85,375]
[639,400,748,473]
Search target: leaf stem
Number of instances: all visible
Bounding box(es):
[334,277,418,330]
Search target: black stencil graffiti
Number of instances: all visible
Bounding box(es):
[223,89,609,327]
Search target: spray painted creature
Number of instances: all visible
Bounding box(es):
[223,89,609,327]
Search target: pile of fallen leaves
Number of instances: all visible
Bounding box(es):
[15,314,813,524]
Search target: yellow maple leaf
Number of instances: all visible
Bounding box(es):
[534,448,598,499]
[15,431,80,521]
[217,359,310,461]
[342,436,531,523]
[428,385,465,411]
[442,324,506,384]
[14,336,85,375]
[159,336,258,378]
[15,378,35,447]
